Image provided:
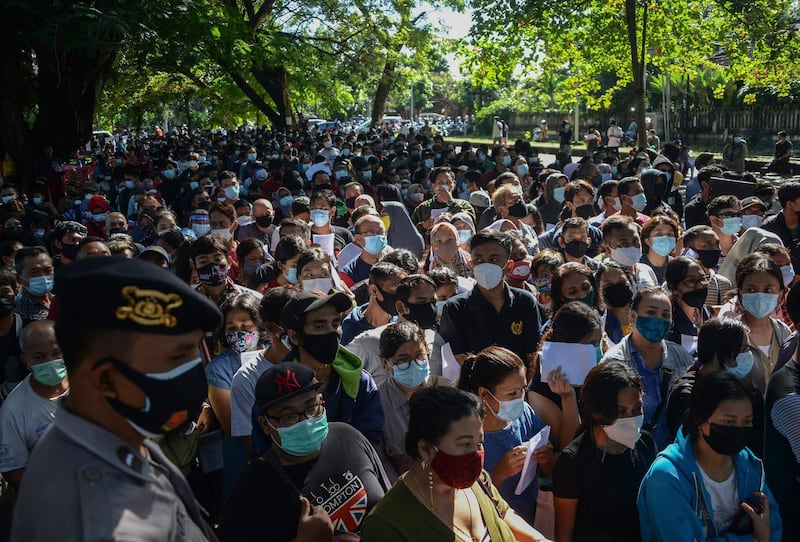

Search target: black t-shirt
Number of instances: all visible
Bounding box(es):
[0,314,25,386]
[218,422,390,542]
[775,139,793,159]
[553,430,657,542]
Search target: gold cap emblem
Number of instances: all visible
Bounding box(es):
[115,286,183,328]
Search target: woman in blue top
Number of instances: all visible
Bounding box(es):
[458,345,554,526]
[638,371,782,541]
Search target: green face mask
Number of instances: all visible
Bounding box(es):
[578,287,595,308]
[31,358,67,386]
[272,412,329,456]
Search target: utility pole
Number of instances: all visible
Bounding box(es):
[410,83,414,122]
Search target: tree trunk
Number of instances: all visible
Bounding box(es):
[625,0,648,148]
[252,66,293,129]
[371,58,397,126]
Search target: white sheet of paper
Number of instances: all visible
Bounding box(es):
[681,334,698,356]
[337,242,362,271]
[539,341,597,386]
[312,233,336,259]
[430,207,447,220]
[441,342,461,381]
[515,425,551,495]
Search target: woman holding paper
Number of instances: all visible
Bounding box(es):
[527,302,599,451]
[458,346,554,526]
[601,286,692,450]
[552,361,657,542]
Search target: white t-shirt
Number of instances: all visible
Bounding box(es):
[607,125,624,147]
[0,376,66,472]
[698,465,739,535]
[229,351,274,437]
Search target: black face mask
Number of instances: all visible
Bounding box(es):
[404,301,438,330]
[507,200,527,218]
[255,215,273,228]
[682,287,708,309]
[299,331,340,365]
[694,249,721,270]
[198,200,211,210]
[703,422,752,456]
[103,356,207,436]
[603,283,633,308]
[376,287,398,315]
[575,204,595,220]
[346,196,357,209]
[196,263,228,286]
[0,294,15,318]
[563,240,589,258]
[3,226,23,241]
[61,242,80,261]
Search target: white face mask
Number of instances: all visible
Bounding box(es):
[602,414,644,449]
[302,277,332,293]
[780,265,795,287]
[211,228,233,241]
[610,246,642,267]
[473,263,504,290]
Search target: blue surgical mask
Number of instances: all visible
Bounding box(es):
[611,166,618,175]
[733,137,743,144]
[650,235,677,257]
[488,390,525,422]
[284,267,298,284]
[362,170,373,181]
[279,195,294,215]
[31,358,67,386]
[192,223,211,236]
[189,181,200,191]
[631,192,648,212]
[553,186,566,203]
[635,315,670,343]
[125,179,136,190]
[26,275,54,296]
[424,158,434,168]
[363,234,387,255]
[516,164,529,176]
[224,185,240,200]
[162,169,176,180]
[457,229,473,244]
[392,359,430,388]
[741,215,763,230]
[32,197,42,206]
[271,412,329,456]
[600,172,612,182]
[502,155,512,167]
[334,170,348,180]
[436,300,446,316]
[720,217,742,236]
[310,209,330,227]
[727,351,753,379]
[741,292,778,319]
[247,152,257,161]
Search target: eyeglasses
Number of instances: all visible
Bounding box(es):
[266,401,324,428]
[394,359,428,370]
[681,274,710,289]
[357,231,383,237]
[714,211,741,219]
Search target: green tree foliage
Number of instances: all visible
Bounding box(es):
[463,0,800,145]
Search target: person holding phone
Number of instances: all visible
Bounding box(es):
[637,371,782,541]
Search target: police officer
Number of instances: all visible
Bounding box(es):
[11,257,222,541]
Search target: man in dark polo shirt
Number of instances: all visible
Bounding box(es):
[439,230,541,368]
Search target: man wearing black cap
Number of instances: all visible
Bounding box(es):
[219,362,389,541]
[52,220,87,268]
[281,290,384,446]
[11,258,222,541]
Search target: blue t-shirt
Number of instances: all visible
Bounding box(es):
[205,349,242,390]
[342,256,372,285]
[482,402,546,526]
[631,346,668,448]
[340,303,397,346]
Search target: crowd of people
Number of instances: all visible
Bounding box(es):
[0,122,797,542]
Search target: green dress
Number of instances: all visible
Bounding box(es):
[360,471,517,542]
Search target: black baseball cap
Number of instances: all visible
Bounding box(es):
[281,290,353,332]
[255,362,321,413]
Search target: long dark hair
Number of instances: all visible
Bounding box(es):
[458,346,524,394]
[688,371,752,435]
[696,317,748,369]
[405,387,484,459]
[580,361,643,428]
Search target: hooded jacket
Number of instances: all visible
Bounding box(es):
[717,227,784,283]
[639,166,671,216]
[637,431,782,541]
[381,201,424,258]
[533,173,567,228]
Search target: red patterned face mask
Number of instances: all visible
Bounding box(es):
[431,447,484,489]
[506,259,531,281]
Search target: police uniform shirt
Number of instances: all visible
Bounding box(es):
[11,405,217,542]
[439,283,542,364]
